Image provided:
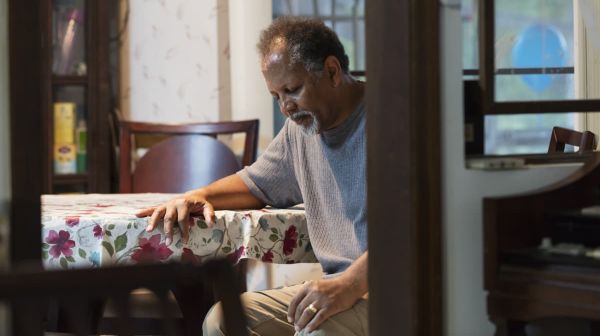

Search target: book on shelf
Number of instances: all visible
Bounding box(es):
[75,119,87,173]
[53,102,76,174]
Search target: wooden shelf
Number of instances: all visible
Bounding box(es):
[53,174,89,185]
[52,75,88,86]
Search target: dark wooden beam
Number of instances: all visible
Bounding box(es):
[8,0,44,266]
[366,0,443,335]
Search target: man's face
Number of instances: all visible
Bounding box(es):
[262,49,335,135]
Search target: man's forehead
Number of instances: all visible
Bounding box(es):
[262,52,307,75]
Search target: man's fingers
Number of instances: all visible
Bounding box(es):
[294,295,320,331]
[203,202,215,227]
[136,207,155,218]
[164,207,176,246]
[177,203,191,244]
[294,294,313,325]
[305,309,327,333]
[147,207,166,232]
[287,284,309,323]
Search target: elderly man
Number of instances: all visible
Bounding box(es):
[136,16,368,336]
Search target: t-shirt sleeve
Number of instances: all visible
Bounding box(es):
[237,121,303,208]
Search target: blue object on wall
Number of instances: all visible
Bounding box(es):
[511,23,568,92]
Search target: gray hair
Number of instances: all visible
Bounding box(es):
[257,16,350,74]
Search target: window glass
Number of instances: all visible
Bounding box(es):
[334,21,357,70]
[462,0,478,69]
[53,0,86,76]
[463,0,580,155]
[317,0,333,16]
[334,0,355,16]
[272,1,288,17]
[485,113,578,154]
[356,0,365,16]
[495,0,576,101]
[356,20,366,71]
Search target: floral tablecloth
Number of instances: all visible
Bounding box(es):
[42,193,316,270]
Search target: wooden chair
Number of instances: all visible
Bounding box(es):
[548,126,598,153]
[114,120,258,334]
[119,119,259,193]
[2,260,248,336]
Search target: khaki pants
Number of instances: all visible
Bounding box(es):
[203,284,369,336]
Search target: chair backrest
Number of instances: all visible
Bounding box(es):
[0,261,248,336]
[119,120,259,193]
[548,126,598,153]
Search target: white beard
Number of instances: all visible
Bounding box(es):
[290,111,320,136]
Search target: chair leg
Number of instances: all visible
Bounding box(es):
[154,288,179,336]
[172,283,214,336]
[590,321,600,336]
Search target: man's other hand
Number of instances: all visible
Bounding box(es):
[135,191,215,246]
[287,275,363,333]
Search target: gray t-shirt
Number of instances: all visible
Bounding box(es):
[238,102,367,274]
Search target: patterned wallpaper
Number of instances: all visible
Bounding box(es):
[124,0,229,123]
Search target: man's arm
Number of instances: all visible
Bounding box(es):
[288,251,368,333]
[136,173,265,245]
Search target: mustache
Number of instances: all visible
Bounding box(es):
[290,111,313,121]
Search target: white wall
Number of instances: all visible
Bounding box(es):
[123,0,227,123]
[121,0,274,152]
[441,5,582,336]
[228,0,274,150]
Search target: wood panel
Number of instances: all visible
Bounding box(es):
[366,0,442,335]
[9,0,44,265]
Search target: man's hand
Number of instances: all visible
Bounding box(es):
[135,191,214,246]
[287,275,363,333]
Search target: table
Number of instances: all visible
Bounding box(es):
[42,193,316,270]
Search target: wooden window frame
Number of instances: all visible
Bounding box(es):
[478,0,600,115]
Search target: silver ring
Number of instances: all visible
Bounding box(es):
[305,303,318,315]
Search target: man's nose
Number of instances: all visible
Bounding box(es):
[280,99,298,115]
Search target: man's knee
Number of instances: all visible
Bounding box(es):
[203,302,225,336]
[203,292,269,336]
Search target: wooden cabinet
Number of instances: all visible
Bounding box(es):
[484,155,600,335]
[40,0,113,194]
[9,0,116,263]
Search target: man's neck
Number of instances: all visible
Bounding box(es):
[328,77,365,130]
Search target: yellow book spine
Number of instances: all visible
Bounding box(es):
[53,102,75,144]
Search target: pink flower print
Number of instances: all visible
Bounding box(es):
[261,249,274,263]
[227,246,245,264]
[45,230,75,258]
[65,216,80,227]
[181,248,202,265]
[283,225,298,256]
[131,234,173,264]
[93,224,103,239]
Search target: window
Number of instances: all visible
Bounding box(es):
[271,0,366,133]
[464,0,600,157]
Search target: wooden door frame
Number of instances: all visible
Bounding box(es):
[8,0,443,334]
[366,1,443,335]
[9,0,44,266]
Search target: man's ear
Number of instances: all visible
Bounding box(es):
[323,56,342,88]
